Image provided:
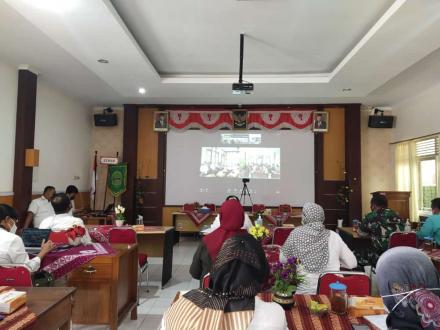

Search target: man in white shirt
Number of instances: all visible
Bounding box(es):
[39,193,92,245]
[23,186,56,229]
[66,185,79,216]
[0,204,54,272]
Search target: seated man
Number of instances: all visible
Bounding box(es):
[39,193,92,245]
[23,185,56,229]
[417,198,440,245]
[65,185,85,216]
[358,193,403,266]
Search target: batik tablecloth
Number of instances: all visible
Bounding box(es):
[0,306,36,330]
[259,293,378,330]
[88,225,166,243]
[40,243,114,279]
[184,210,213,226]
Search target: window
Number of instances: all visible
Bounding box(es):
[416,138,438,210]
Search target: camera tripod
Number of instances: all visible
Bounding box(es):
[240,181,253,207]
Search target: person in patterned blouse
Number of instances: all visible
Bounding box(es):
[357,193,404,266]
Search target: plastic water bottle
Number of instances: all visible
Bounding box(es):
[137,215,144,226]
[404,219,411,233]
[256,214,263,226]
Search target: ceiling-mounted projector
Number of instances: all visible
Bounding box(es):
[232,33,253,95]
[232,82,254,95]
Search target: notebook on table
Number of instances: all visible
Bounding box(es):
[22,228,51,253]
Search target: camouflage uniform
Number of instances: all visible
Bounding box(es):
[356,208,403,266]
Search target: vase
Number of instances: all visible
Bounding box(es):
[272,291,295,310]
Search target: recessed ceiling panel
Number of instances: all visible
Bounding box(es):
[111,0,394,75]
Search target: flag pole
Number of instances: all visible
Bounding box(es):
[113,152,119,206]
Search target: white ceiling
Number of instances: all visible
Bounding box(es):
[1,0,440,106]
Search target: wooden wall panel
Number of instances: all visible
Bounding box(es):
[13,70,37,225]
[137,108,159,179]
[0,196,14,206]
[122,105,139,224]
[323,107,345,181]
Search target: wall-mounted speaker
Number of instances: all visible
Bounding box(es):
[94,114,117,126]
[368,115,394,128]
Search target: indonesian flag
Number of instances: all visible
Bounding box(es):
[90,152,98,209]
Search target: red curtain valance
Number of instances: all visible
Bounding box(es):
[168,109,314,130]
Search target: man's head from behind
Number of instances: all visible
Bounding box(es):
[370,193,388,212]
[431,198,440,215]
[66,185,79,201]
[51,193,71,214]
[43,186,56,200]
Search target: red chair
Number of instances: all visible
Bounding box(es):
[202,273,211,289]
[279,204,291,213]
[252,204,265,214]
[204,204,216,212]
[388,232,417,249]
[272,227,294,246]
[0,266,32,287]
[183,203,196,212]
[263,244,281,265]
[109,228,149,292]
[317,271,370,296]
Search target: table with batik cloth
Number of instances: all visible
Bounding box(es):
[259,293,378,330]
[40,242,114,279]
[0,306,36,330]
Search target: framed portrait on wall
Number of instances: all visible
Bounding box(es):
[232,110,247,130]
[153,111,169,132]
[312,111,329,132]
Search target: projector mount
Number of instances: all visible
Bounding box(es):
[232,33,254,95]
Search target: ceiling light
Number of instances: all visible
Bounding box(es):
[342,88,352,92]
[97,59,109,64]
[138,88,146,95]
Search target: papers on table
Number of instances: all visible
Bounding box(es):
[363,314,388,330]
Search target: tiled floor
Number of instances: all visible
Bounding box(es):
[73,237,200,330]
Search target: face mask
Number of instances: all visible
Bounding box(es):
[9,223,17,234]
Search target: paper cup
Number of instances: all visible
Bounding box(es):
[337,219,343,228]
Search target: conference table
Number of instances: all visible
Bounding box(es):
[87,225,175,287]
[16,287,76,330]
[172,211,302,242]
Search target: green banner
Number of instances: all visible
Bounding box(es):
[107,163,127,197]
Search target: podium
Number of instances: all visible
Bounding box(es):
[371,191,411,220]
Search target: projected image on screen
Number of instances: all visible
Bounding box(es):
[200,147,280,179]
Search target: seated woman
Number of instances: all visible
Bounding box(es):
[0,204,54,272]
[202,196,253,234]
[358,193,403,266]
[162,235,285,330]
[281,202,357,294]
[190,198,248,280]
[376,246,440,329]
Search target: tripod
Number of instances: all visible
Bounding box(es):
[240,182,253,207]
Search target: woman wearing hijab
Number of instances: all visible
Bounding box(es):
[0,204,54,272]
[281,202,357,294]
[162,235,285,330]
[190,199,248,280]
[376,247,440,330]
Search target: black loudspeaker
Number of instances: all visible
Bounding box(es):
[368,115,394,128]
[94,114,117,126]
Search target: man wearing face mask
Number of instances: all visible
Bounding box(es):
[0,204,55,272]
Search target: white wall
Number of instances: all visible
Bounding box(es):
[33,78,92,193]
[0,61,17,194]
[392,82,440,143]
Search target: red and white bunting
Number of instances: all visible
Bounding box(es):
[168,109,314,130]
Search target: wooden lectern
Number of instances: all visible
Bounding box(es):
[371,191,411,220]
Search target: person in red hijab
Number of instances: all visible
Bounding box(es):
[190,198,249,281]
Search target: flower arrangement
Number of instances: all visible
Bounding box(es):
[249,223,270,241]
[115,205,126,221]
[271,257,305,296]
